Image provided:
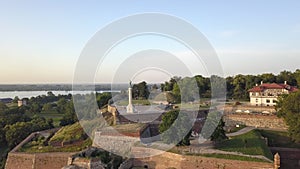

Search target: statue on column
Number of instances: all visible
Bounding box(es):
[127,80,134,113]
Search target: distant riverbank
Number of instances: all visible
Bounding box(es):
[0,90,120,99]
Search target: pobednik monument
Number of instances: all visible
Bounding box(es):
[127,81,135,113]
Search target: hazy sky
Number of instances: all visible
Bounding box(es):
[0,0,300,84]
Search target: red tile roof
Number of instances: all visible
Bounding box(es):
[248,83,298,92]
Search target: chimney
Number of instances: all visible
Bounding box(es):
[284,81,287,85]
[261,81,263,85]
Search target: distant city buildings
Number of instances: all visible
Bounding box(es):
[248,81,298,106]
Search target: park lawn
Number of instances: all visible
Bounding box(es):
[25,109,64,127]
[116,99,151,106]
[216,130,273,160]
[195,153,271,163]
[39,110,64,127]
[257,130,300,149]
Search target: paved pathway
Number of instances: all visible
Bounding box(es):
[226,126,255,137]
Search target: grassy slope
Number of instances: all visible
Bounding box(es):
[196,153,270,163]
[257,130,300,148]
[49,122,84,143]
[20,122,92,153]
[216,130,273,160]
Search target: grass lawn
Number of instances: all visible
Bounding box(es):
[30,110,64,127]
[39,113,63,127]
[194,153,271,163]
[216,130,273,160]
[49,122,85,143]
[25,109,64,127]
[257,130,300,148]
[19,138,92,153]
[116,99,151,106]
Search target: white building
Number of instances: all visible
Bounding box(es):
[17,99,27,107]
[248,81,298,106]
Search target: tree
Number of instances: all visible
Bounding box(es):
[276,90,300,143]
[232,74,247,99]
[96,92,112,108]
[293,69,300,88]
[132,81,150,99]
[12,96,19,103]
[172,83,181,103]
[60,100,78,126]
[210,118,227,142]
[5,122,31,148]
[0,102,8,112]
[159,110,192,146]
[165,92,176,104]
[276,70,297,86]
[259,73,276,83]
[42,103,52,111]
[57,98,67,113]
[226,76,234,98]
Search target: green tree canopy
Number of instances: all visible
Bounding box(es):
[210,118,227,142]
[159,110,192,146]
[0,102,8,112]
[276,90,300,143]
[132,81,150,99]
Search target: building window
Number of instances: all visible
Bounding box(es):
[266,99,270,103]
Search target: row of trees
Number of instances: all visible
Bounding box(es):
[161,70,300,101]
[0,92,113,169]
[0,105,53,148]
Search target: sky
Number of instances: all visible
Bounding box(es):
[0,0,300,84]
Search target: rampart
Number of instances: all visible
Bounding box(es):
[132,150,274,169]
[223,114,287,130]
[5,152,74,169]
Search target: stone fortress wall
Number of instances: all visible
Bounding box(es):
[5,152,73,169]
[223,105,277,114]
[131,150,274,169]
[223,114,287,130]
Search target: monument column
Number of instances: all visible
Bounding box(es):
[127,81,134,113]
